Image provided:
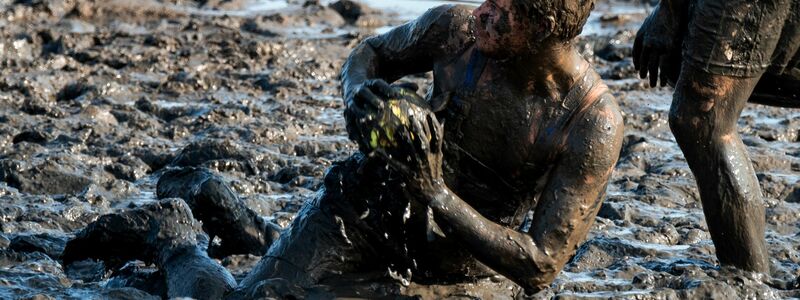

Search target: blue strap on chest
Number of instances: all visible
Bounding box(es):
[452,49,486,106]
[463,50,484,88]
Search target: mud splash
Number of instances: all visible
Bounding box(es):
[0,0,797,298]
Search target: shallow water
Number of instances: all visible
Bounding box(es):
[0,0,798,299]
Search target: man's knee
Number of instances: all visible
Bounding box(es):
[668,69,735,142]
[668,95,708,144]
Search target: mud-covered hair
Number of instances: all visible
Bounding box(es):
[513,0,595,41]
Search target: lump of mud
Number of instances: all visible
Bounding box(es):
[1,160,91,195]
[228,278,320,299]
[787,187,800,203]
[170,138,253,167]
[61,198,205,270]
[12,130,51,145]
[240,19,279,37]
[601,60,636,80]
[8,233,67,259]
[595,42,630,62]
[597,201,633,221]
[131,147,175,172]
[0,249,53,268]
[566,237,666,272]
[55,80,94,102]
[21,98,54,116]
[254,76,297,93]
[268,166,300,184]
[105,163,144,182]
[64,259,106,283]
[105,263,167,299]
[329,0,364,24]
[328,0,384,27]
[0,235,10,249]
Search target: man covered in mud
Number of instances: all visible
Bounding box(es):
[634,0,799,273]
[61,0,624,297]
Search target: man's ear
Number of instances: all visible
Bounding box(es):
[540,15,556,40]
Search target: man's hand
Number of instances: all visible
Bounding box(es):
[376,107,445,203]
[633,3,683,87]
[343,79,422,147]
[343,79,384,145]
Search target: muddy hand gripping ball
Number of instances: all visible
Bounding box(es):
[356,86,439,164]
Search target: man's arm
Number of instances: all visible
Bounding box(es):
[426,96,624,292]
[340,4,473,106]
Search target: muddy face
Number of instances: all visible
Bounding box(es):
[472,0,529,58]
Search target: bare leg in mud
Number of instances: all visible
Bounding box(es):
[61,199,237,299]
[62,154,419,299]
[668,65,770,272]
[62,167,288,298]
[156,167,281,257]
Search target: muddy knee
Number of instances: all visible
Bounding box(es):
[668,99,711,148]
[668,78,723,145]
[669,68,749,144]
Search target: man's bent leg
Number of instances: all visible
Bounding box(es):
[62,199,237,299]
[157,167,281,257]
[237,154,410,297]
[668,65,769,272]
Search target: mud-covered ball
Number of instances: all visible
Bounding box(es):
[355,89,437,162]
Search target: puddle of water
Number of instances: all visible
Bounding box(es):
[561,271,631,285]
[623,239,691,252]
[584,1,649,36]
[248,0,290,11]
[278,26,350,39]
[153,99,191,109]
[184,0,288,16]
[117,190,157,208]
[560,290,654,298]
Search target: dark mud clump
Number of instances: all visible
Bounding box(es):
[0,0,798,298]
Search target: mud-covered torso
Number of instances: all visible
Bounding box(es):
[428,47,570,228]
[401,43,611,280]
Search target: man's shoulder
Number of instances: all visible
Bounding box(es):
[417,4,476,56]
[424,4,474,28]
[568,89,623,155]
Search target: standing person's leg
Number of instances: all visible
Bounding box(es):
[668,65,769,272]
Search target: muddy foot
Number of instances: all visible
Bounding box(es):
[157,167,281,257]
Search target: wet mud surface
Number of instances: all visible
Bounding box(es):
[0,0,798,298]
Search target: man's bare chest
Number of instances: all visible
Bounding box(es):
[430,61,562,176]
[428,67,560,220]
[447,87,539,171]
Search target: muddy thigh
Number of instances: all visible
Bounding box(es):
[237,154,422,295]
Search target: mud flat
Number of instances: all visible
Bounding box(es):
[0,0,798,298]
